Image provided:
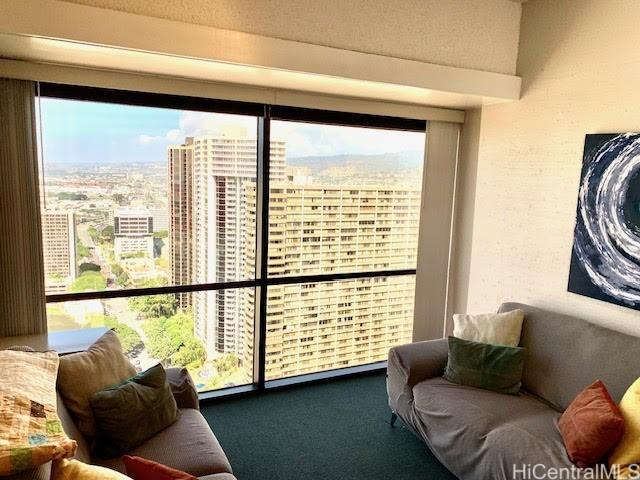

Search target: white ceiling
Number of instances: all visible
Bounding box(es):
[0,0,522,110]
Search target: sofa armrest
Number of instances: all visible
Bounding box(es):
[387,338,448,414]
[166,367,200,410]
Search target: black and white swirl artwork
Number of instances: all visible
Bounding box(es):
[568,133,640,310]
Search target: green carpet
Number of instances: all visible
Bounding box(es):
[201,372,456,480]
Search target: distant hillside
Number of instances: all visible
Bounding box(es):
[287,151,422,175]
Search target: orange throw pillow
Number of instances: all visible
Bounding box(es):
[122,456,197,480]
[558,380,625,468]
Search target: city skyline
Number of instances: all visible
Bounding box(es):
[39,98,425,389]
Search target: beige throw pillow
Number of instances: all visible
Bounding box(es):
[452,309,524,347]
[57,331,136,438]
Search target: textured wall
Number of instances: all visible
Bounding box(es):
[461,0,640,333]
[59,0,522,75]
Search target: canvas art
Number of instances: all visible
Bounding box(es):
[568,133,640,311]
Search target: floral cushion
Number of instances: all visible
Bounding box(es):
[0,349,76,475]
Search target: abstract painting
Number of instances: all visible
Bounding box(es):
[568,133,640,310]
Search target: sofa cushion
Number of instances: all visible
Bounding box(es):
[453,309,524,347]
[123,455,196,480]
[559,380,624,468]
[94,409,232,478]
[411,377,577,479]
[608,377,640,477]
[443,336,525,394]
[5,461,50,480]
[51,459,131,480]
[90,364,178,459]
[166,368,199,411]
[499,303,640,411]
[57,331,136,438]
[0,349,77,475]
[56,393,91,465]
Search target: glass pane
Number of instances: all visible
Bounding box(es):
[46,288,255,392]
[265,276,415,381]
[266,121,425,277]
[37,97,258,295]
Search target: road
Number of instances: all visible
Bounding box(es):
[104,297,158,371]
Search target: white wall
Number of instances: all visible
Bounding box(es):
[59,0,522,75]
[458,0,640,334]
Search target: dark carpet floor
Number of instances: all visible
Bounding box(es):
[201,372,456,480]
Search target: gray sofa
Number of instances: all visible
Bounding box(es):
[388,302,639,480]
[16,368,236,480]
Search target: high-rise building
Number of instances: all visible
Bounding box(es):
[41,211,77,293]
[243,184,420,380]
[151,208,169,233]
[113,207,154,260]
[189,133,286,357]
[168,138,194,309]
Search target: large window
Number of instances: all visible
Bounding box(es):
[37,85,426,393]
[262,120,423,379]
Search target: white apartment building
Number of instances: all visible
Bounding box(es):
[41,211,77,293]
[113,207,154,260]
[243,184,420,380]
[191,133,286,357]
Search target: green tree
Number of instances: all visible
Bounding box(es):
[76,241,90,259]
[171,337,206,367]
[120,251,146,259]
[143,317,174,361]
[153,237,164,258]
[57,192,88,201]
[79,262,100,273]
[128,294,176,318]
[87,226,99,243]
[215,353,239,376]
[70,271,106,292]
[131,276,168,288]
[142,312,205,367]
[106,319,143,355]
[153,230,168,239]
[101,225,115,243]
[86,314,143,355]
[110,263,129,287]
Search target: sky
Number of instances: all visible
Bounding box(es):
[38,98,426,166]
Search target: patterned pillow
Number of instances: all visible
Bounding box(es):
[0,349,77,475]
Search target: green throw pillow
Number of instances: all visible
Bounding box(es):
[89,363,178,458]
[443,336,525,395]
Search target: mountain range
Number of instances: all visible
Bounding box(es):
[287,151,423,176]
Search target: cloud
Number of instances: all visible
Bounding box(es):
[271,121,425,158]
[137,134,163,145]
[158,112,425,158]
[165,129,181,142]
[177,111,256,137]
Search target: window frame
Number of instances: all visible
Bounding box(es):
[39,82,426,394]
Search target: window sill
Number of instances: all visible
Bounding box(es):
[0,327,108,354]
[199,361,387,403]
